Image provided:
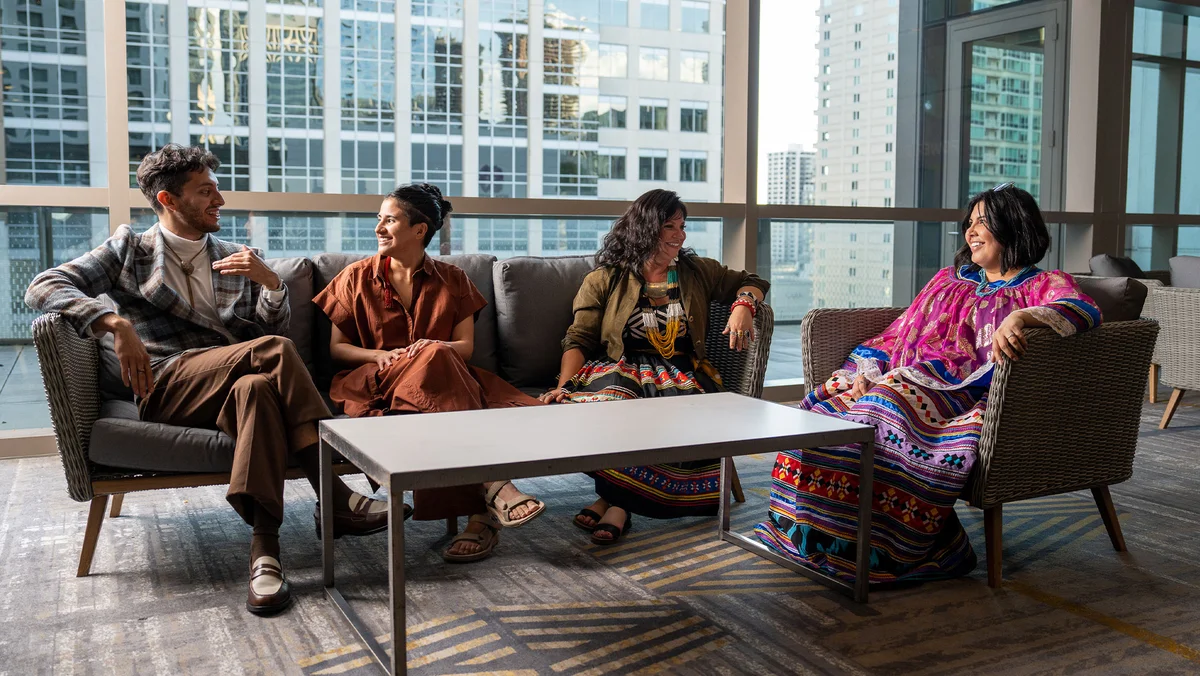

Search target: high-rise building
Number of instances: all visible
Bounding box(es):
[1,0,727,339]
[766,144,815,206]
[810,0,897,311]
[814,0,897,210]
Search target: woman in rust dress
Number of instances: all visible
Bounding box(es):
[313,183,545,562]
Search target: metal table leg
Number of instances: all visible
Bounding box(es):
[320,439,334,587]
[717,436,876,603]
[854,438,875,603]
[321,437,404,674]
[388,476,407,676]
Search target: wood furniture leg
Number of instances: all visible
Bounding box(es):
[108,493,124,518]
[1148,364,1160,403]
[984,506,1003,589]
[1092,486,1127,552]
[78,495,110,577]
[1160,388,1185,429]
[729,460,746,503]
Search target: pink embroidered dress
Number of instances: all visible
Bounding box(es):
[755,265,1102,583]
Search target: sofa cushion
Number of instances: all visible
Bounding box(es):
[269,257,316,375]
[1168,255,1200,289]
[88,400,347,473]
[309,252,500,388]
[89,400,236,472]
[493,255,596,387]
[1089,254,1146,279]
[438,254,500,374]
[1074,275,1148,322]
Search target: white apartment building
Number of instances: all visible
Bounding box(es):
[810,0,897,310]
[766,144,816,206]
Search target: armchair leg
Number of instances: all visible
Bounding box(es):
[1160,388,1186,429]
[108,493,124,518]
[984,506,1003,589]
[78,495,109,577]
[729,459,746,503]
[1148,364,1160,404]
[1092,486,1127,552]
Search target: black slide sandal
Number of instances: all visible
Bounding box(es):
[590,512,633,546]
[574,508,603,532]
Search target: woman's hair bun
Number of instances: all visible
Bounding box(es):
[386,182,453,246]
[415,183,453,221]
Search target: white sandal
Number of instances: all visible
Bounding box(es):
[484,480,546,528]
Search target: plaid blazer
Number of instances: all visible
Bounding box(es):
[24,223,290,365]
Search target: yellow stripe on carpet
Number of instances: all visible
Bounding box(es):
[1008,580,1200,664]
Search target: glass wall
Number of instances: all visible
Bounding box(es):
[1123,2,1200,269]
[758,219,895,383]
[1,208,109,340]
[126,209,721,262]
[117,0,724,203]
[757,0,898,208]
[1,0,105,186]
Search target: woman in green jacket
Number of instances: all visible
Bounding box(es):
[539,189,769,544]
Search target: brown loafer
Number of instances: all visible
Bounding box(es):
[246,556,292,616]
[313,495,405,540]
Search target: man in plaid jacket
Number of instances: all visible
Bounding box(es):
[26,144,389,616]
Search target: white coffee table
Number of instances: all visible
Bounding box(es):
[318,392,875,675]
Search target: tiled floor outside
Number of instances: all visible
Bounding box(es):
[0,345,52,431]
[0,332,808,433]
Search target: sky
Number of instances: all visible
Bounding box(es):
[756,1,818,201]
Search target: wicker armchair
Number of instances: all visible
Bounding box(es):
[1142,286,1200,428]
[704,300,775,503]
[800,307,1159,588]
[31,313,362,576]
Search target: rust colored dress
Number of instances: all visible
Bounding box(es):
[313,254,540,519]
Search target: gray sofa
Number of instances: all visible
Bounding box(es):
[32,253,775,576]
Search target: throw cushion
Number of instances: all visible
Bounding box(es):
[269,257,315,375]
[437,254,500,375]
[1168,255,1200,289]
[493,255,596,387]
[1074,275,1148,322]
[1089,254,1146,279]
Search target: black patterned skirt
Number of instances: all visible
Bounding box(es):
[564,350,722,518]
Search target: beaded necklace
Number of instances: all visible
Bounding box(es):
[640,266,684,358]
[973,266,1032,297]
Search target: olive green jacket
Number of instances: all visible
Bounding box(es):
[561,255,770,363]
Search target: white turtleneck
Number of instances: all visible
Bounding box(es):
[159,224,286,341]
[160,224,233,341]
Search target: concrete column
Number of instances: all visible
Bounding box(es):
[86,0,108,189]
[528,0,545,196]
[396,5,413,182]
[248,2,268,192]
[168,2,190,145]
[324,2,343,193]
[463,2,480,197]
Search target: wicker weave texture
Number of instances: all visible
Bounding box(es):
[800,307,905,394]
[1147,286,1200,390]
[799,308,1159,509]
[32,314,101,503]
[703,301,774,398]
[968,320,1158,506]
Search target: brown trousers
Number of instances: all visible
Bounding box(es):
[138,335,331,525]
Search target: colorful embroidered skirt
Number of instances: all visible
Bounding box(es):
[754,369,982,584]
[565,351,721,518]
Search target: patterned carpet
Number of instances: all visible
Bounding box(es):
[2,398,1200,675]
